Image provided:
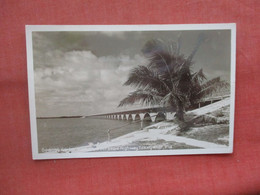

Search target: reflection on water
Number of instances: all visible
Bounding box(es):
[37,118,153,152]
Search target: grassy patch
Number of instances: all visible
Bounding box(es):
[182,124,229,145]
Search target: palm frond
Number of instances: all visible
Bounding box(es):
[124,65,171,93]
[160,92,173,106]
[191,68,206,83]
[143,39,177,72]
[198,77,229,97]
[118,90,162,107]
[141,39,168,57]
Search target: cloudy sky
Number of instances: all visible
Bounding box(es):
[32,29,231,117]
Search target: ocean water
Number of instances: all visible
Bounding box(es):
[37,118,153,152]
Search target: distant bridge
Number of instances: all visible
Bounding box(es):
[86,95,229,122]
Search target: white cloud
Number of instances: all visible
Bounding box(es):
[34,50,147,117]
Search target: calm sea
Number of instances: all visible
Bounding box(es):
[37,118,153,152]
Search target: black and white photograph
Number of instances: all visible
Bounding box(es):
[26,24,236,159]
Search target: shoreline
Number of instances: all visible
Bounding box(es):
[42,98,230,154]
[42,122,229,154]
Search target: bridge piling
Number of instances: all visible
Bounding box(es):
[107,129,110,142]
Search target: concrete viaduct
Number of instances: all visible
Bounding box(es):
[90,107,175,122]
[86,95,229,123]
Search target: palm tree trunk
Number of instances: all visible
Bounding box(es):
[176,105,184,121]
[175,98,185,121]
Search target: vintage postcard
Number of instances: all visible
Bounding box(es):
[26,24,236,159]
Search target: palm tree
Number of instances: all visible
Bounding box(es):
[118,34,228,123]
